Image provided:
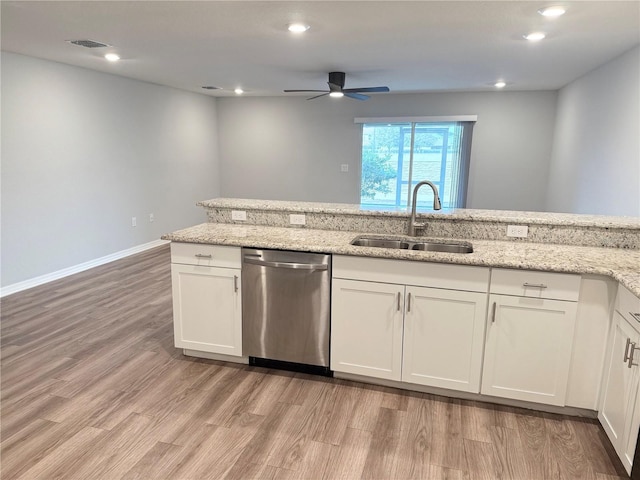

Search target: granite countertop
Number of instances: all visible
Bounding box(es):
[163,223,640,297]
[198,198,640,229]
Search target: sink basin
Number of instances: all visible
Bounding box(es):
[350,236,473,254]
[350,238,410,249]
[411,242,473,254]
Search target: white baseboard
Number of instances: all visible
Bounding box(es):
[1,239,170,298]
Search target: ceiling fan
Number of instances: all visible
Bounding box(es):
[284,72,390,100]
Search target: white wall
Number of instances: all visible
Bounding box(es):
[1,52,220,287]
[216,91,558,210]
[546,46,640,216]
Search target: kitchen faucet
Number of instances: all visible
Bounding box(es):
[408,180,442,236]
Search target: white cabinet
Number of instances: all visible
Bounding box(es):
[599,286,640,475]
[331,279,404,381]
[402,286,488,392]
[170,243,242,356]
[481,269,580,406]
[331,256,489,393]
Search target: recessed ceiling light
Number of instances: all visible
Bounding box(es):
[494,81,507,88]
[288,23,310,33]
[329,92,344,98]
[523,32,546,41]
[104,53,120,62]
[234,88,244,95]
[538,6,566,17]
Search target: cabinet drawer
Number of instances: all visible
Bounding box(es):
[490,268,580,301]
[616,285,640,328]
[171,243,241,268]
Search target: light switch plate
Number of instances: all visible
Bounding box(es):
[289,214,306,225]
[231,210,247,221]
[507,225,529,237]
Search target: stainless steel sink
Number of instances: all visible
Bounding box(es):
[350,238,410,249]
[411,242,473,254]
[350,236,473,254]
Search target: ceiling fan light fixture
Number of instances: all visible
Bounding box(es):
[524,32,546,41]
[538,6,566,17]
[329,91,344,98]
[288,23,310,33]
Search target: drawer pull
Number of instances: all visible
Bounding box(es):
[491,302,497,324]
[523,282,547,289]
[195,254,213,259]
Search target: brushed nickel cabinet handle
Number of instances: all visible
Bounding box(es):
[234,275,238,293]
[628,342,639,369]
[397,292,401,312]
[195,254,212,259]
[624,338,633,363]
[407,293,412,313]
[491,302,497,324]
[523,282,547,289]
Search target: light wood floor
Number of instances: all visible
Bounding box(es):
[1,244,628,479]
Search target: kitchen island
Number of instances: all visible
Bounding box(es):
[163,199,640,476]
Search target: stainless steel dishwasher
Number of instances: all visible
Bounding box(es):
[242,248,331,374]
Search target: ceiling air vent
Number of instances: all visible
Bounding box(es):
[67,39,111,48]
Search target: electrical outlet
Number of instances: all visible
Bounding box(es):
[289,214,306,225]
[131,217,137,227]
[341,164,349,172]
[149,213,154,223]
[507,225,528,237]
[231,210,247,221]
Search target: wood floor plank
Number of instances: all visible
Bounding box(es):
[347,384,384,432]
[0,245,630,480]
[120,441,184,480]
[544,413,598,480]
[323,427,372,480]
[489,425,529,480]
[360,407,403,480]
[391,393,432,479]
[16,425,106,480]
[429,396,465,471]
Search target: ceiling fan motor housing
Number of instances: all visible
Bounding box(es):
[328,71,346,90]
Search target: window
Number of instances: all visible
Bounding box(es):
[356,116,476,209]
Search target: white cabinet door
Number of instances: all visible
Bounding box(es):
[599,310,640,474]
[481,294,577,406]
[402,286,487,393]
[171,263,242,356]
[623,382,640,474]
[331,279,404,381]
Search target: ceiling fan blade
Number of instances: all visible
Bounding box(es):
[344,92,369,101]
[307,92,330,100]
[284,89,329,93]
[343,86,390,93]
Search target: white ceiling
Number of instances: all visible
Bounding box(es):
[2,1,639,97]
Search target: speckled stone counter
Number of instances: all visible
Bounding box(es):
[199,198,640,249]
[162,223,640,297]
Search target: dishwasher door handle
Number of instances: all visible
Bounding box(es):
[243,256,328,271]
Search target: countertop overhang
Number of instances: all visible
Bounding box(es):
[163,222,640,297]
